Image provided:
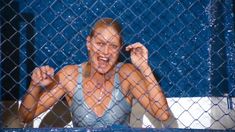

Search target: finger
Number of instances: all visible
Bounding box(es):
[134,44,147,53]
[32,67,38,76]
[126,45,139,52]
[130,49,135,57]
[44,65,50,78]
[31,68,38,80]
[126,42,145,51]
[125,45,134,51]
[46,66,54,77]
[133,43,148,54]
[32,67,42,84]
[40,66,47,79]
[34,67,42,80]
[44,65,50,75]
[132,47,143,55]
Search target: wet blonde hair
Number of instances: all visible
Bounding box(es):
[89,18,123,43]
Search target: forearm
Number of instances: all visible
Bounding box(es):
[140,65,170,120]
[138,64,157,84]
[148,84,170,121]
[19,82,41,123]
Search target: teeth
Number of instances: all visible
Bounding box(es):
[99,57,108,61]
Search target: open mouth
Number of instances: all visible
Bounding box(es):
[98,56,110,68]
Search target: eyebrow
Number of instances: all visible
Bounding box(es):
[93,33,105,40]
[95,36,106,42]
[94,35,119,45]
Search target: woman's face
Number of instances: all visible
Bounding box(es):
[87,26,121,74]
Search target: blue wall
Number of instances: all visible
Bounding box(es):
[0,0,234,100]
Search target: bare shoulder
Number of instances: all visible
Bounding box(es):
[119,63,141,78]
[120,63,136,72]
[58,65,78,76]
[57,65,81,79]
[54,64,82,91]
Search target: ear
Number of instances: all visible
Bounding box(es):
[86,36,91,51]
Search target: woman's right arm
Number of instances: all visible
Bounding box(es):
[19,65,66,123]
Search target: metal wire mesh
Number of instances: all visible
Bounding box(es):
[1,0,235,130]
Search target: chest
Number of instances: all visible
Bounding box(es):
[70,78,132,121]
[83,76,130,116]
[65,70,131,108]
[70,84,132,127]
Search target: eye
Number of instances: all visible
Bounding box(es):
[96,42,105,46]
[111,44,119,50]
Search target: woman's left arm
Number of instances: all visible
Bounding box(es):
[126,42,170,121]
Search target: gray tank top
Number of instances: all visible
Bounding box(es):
[70,63,132,128]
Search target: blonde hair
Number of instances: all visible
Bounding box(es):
[90,18,123,43]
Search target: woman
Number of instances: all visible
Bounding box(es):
[19,18,170,127]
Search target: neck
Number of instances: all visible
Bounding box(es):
[87,62,116,82]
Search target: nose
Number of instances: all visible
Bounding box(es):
[103,45,109,54]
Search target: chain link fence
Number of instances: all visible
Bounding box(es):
[1,0,235,130]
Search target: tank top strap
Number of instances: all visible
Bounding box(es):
[114,62,124,86]
[70,63,83,110]
[77,64,83,86]
[115,62,124,72]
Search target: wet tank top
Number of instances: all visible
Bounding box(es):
[70,63,132,128]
